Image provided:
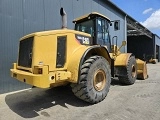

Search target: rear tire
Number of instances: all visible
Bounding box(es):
[71,56,111,104]
[118,56,137,85]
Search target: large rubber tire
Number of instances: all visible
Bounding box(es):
[70,56,111,104]
[118,56,137,85]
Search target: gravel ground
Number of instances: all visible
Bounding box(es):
[0,63,160,120]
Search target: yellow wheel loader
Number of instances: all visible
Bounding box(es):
[10,8,147,104]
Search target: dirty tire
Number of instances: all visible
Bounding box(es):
[118,56,137,85]
[70,56,111,104]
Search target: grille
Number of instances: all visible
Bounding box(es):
[18,37,33,68]
[56,36,67,68]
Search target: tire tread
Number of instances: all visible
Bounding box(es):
[71,56,111,104]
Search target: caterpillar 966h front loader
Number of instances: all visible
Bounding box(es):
[10,8,147,104]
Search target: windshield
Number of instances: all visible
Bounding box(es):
[75,20,94,36]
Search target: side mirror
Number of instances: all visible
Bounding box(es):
[122,40,126,46]
[117,40,126,52]
[114,20,120,30]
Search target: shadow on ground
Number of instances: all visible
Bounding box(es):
[5,86,90,118]
[111,78,124,86]
[5,78,138,118]
[111,78,142,86]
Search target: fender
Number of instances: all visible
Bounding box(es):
[78,45,112,83]
[114,53,134,77]
[67,45,88,83]
[114,53,133,66]
[80,45,111,65]
[67,45,112,83]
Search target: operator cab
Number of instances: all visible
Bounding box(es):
[73,12,112,51]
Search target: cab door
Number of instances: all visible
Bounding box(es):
[96,18,111,52]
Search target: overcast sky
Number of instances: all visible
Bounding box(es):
[111,0,160,37]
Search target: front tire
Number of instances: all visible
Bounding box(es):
[118,56,137,85]
[71,56,111,104]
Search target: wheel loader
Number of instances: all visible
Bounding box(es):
[10,8,147,104]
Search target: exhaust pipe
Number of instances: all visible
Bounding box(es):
[60,7,67,29]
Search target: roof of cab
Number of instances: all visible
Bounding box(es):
[73,12,111,23]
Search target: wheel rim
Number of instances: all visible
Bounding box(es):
[131,65,136,78]
[93,69,106,91]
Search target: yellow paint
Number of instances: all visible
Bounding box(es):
[55,71,71,82]
[109,40,131,67]
[136,59,148,80]
[110,53,132,66]
[67,46,89,82]
[73,12,110,22]
[11,29,112,88]
[11,67,50,88]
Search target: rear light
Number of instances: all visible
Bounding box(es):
[33,65,48,75]
[13,73,17,78]
[38,68,43,74]
[33,66,43,74]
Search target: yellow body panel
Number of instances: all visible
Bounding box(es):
[11,29,105,88]
[110,53,132,66]
[67,46,90,82]
[18,29,90,72]
[11,63,72,88]
[11,68,50,88]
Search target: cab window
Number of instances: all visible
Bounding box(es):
[97,18,109,45]
[75,20,94,36]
